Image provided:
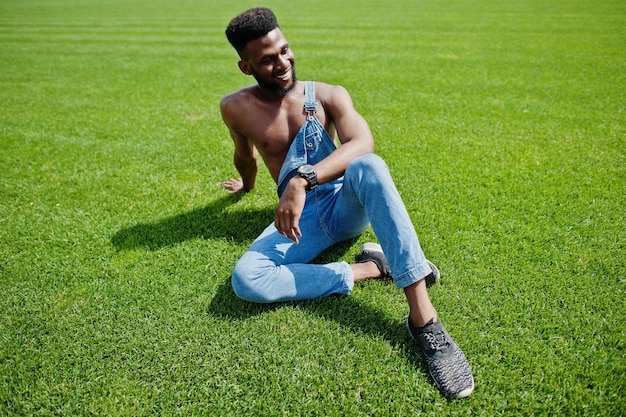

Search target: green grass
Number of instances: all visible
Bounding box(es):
[1,0,624,415]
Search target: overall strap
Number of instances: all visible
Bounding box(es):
[277,81,335,197]
[303,81,318,120]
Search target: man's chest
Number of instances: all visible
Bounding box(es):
[242,103,329,154]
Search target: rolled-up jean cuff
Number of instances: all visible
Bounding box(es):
[394,263,433,289]
[340,261,355,294]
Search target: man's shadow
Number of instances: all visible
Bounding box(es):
[207,239,427,373]
[111,195,428,375]
[111,193,273,251]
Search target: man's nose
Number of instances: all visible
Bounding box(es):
[277,53,290,69]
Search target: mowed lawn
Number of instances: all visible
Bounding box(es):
[1,0,624,415]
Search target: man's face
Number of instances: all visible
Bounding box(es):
[239,28,296,96]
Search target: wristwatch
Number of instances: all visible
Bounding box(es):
[297,164,319,191]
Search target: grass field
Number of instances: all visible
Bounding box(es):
[1,0,624,415]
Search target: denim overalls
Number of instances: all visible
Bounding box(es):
[276,81,338,198]
[231,82,433,303]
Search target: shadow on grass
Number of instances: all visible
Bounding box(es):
[207,241,428,376]
[114,194,432,382]
[111,193,274,251]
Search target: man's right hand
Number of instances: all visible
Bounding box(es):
[222,178,246,193]
[274,176,308,244]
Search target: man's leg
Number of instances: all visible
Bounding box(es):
[403,279,438,326]
[332,154,474,398]
[231,186,368,303]
[331,154,435,294]
[350,261,385,283]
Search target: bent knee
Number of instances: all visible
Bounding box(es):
[231,258,277,304]
[345,154,390,185]
[348,153,388,174]
[231,260,263,302]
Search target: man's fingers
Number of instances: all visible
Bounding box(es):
[274,217,302,244]
[222,178,244,193]
[274,216,287,237]
[288,225,301,244]
[274,183,305,244]
[287,229,300,244]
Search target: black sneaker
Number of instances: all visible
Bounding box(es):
[356,243,440,286]
[407,318,475,398]
[425,260,440,287]
[356,243,391,278]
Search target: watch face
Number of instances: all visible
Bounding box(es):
[299,165,314,175]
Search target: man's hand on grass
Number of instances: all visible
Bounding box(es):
[222,178,246,193]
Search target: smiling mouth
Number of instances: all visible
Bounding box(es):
[274,68,292,81]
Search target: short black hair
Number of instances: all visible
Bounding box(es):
[226,7,279,55]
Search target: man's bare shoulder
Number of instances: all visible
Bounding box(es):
[220,86,258,110]
[312,82,351,105]
[220,86,261,130]
[311,82,355,121]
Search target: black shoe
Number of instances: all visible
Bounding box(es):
[357,243,440,286]
[425,260,440,287]
[356,243,391,278]
[407,318,475,398]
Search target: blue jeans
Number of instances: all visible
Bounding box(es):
[232,153,433,303]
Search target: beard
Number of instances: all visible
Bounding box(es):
[253,65,297,97]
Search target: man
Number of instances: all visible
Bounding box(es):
[220,7,474,398]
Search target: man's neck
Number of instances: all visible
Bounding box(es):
[255,80,299,102]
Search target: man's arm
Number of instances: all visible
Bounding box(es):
[230,132,258,192]
[274,84,374,243]
[220,95,258,193]
[314,84,374,184]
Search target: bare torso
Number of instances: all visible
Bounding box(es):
[221,80,336,182]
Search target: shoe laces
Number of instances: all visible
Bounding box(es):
[422,328,451,352]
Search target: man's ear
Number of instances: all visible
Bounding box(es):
[238,60,252,75]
